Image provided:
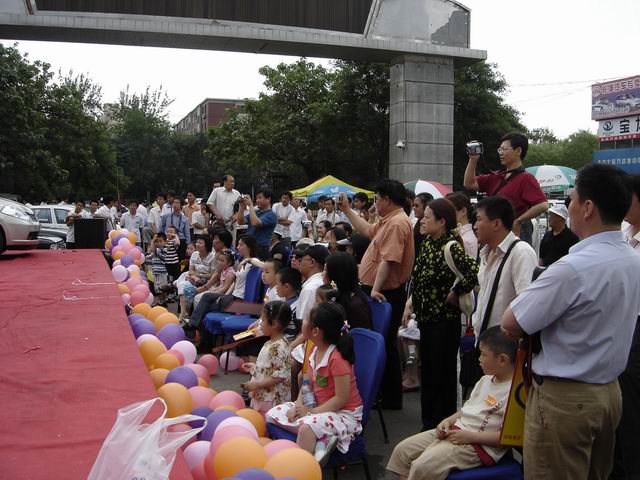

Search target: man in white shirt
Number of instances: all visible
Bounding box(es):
[272,191,296,248]
[162,190,175,216]
[290,197,310,246]
[502,164,640,480]
[94,196,116,231]
[120,200,144,245]
[206,175,240,230]
[65,200,90,248]
[142,193,166,247]
[137,202,148,224]
[296,245,329,324]
[315,197,343,227]
[472,196,537,336]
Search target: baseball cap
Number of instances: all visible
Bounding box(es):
[337,238,352,246]
[297,244,329,265]
[295,238,315,248]
[548,204,569,221]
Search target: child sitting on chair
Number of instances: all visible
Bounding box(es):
[387,326,517,480]
[241,301,292,415]
[266,303,363,462]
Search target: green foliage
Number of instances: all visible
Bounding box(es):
[529,127,559,145]
[527,129,598,171]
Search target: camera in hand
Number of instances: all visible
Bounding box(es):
[466,141,484,156]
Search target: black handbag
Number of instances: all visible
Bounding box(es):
[459,239,521,387]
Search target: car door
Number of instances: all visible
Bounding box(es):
[55,208,70,229]
[33,207,53,227]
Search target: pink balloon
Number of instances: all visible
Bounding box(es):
[189,386,215,409]
[198,355,219,376]
[119,228,130,236]
[144,292,154,305]
[169,423,197,450]
[219,351,241,371]
[172,340,197,365]
[209,426,255,460]
[167,349,185,365]
[133,284,150,296]
[130,289,148,306]
[216,417,258,438]
[119,238,132,250]
[129,248,142,260]
[111,245,124,256]
[186,363,210,382]
[209,390,245,411]
[264,439,300,458]
[183,440,211,471]
[126,276,141,292]
[121,293,131,305]
[136,334,157,346]
[190,463,207,480]
[112,265,128,283]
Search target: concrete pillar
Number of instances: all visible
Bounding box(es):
[389,55,454,186]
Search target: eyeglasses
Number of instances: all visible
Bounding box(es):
[497,147,513,153]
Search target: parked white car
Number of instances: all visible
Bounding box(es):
[0,197,40,254]
[31,204,74,234]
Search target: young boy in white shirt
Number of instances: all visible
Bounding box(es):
[387,326,517,480]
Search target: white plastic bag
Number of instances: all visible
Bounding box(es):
[88,398,206,480]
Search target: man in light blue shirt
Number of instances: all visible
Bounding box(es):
[236,189,277,260]
[502,164,640,480]
[160,197,191,255]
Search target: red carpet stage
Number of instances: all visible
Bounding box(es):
[0,250,191,479]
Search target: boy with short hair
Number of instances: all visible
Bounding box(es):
[146,233,171,305]
[387,326,517,480]
[275,267,302,340]
[164,225,181,282]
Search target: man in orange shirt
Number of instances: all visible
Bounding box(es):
[339,179,415,409]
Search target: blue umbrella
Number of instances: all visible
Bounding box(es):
[306,184,358,202]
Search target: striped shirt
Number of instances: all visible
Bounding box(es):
[146,248,167,275]
[164,239,179,265]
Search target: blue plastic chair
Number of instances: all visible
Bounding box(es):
[267,328,386,480]
[447,453,523,479]
[202,266,263,335]
[366,297,392,444]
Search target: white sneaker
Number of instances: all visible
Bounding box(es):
[314,437,338,466]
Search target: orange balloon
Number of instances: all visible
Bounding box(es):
[132,303,152,316]
[155,352,181,371]
[112,251,125,261]
[117,284,131,295]
[127,232,137,244]
[130,271,141,278]
[258,437,272,446]
[155,312,179,330]
[109,230,119,239]
[264,448,321,480]
[139,339,167,368]
[213,437,267,479]
[147,306,168,322]
[149,368,170,389]
[198,377,208,388]
[214,405,238,413]
[158,383,192,417]
[105,238,112,250]
[237,408,267,437]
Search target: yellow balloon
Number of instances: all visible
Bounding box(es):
[264,449,322,480]
[155,353,181,371]
[155,312,179,330]
[197,377,208,388]
[214,405,238,413]
[113,251,125,261]
[117,284,131,295]
[158,383,192,418]
[236,408,267,437]
[149,368,170,389]
[131,303,152,316]
[213,437,267,479]
[258,437,272,446]
[130,271,141,278]
[127,232,137,244]
[105,238,112,250]
[109,230,119,239]
[139,339,167,368]
[147,306,168,322]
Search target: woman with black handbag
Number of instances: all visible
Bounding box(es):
[402,198,479,431]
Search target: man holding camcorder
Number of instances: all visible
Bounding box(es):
[463,132,548,245]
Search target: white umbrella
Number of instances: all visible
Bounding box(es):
[525,165,576,193]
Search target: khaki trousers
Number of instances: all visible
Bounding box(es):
[524,378,622,480]
[387,429,482,480]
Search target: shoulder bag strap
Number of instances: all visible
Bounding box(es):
[492,167,525,195]
[444,240,464,283]
[479,239,521,334]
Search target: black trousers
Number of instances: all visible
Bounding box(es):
[361,284,406,409]
[419,317,460,430]
[611,318,640,480]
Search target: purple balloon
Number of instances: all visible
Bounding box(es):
[165,366,198,389]
[236,469,275,480]
[131,318,156,338]
[112,235,126,247]
[156,323,186,349]
[120,255,134,268]
[190,406,213,428]
[200,410,237,441]
[128,313,146,326]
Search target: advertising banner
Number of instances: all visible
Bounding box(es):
[597,115,640,140]
[592,75,640,121]
[593,147,640,174]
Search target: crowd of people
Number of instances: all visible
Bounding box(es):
[62,131,640,479]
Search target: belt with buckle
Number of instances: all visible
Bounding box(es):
[532,373,583,385]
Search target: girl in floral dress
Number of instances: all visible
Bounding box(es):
[242,301,292,415]
[266,303,363,460]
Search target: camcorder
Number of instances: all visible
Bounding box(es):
[466,141,484,156]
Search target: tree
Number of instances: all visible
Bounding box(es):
[530,127,559,145]
[527,129,598,171]
[453,62,528,188]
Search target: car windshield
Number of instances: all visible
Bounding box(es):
[34,208,52,223]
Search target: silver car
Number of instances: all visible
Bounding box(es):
[0,197,40,254]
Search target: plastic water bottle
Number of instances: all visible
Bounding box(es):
[301,379,317,407]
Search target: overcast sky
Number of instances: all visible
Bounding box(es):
[2,0,639,139]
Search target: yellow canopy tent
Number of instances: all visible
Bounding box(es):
[290,175,374,201]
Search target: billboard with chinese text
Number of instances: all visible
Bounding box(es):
[597,115,640,140]
[593,147,640,174]
[592,75,640,121]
